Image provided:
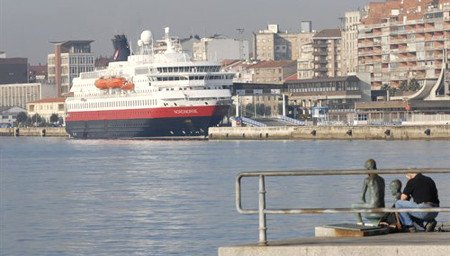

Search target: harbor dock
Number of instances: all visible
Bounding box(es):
[209,125,450,140]
[219,232,450,256]
[0,127,68,137]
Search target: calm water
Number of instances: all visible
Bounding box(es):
[1,137,450,255]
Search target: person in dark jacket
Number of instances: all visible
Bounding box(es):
[395,172,439,232]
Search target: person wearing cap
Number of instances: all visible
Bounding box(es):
[395,172,440,232]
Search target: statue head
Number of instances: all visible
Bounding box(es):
[364,159,377,170]
[389,179,402,196]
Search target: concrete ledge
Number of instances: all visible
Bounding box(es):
[209,125,450,140]
[0,127,68,137]
[218,232,450,256]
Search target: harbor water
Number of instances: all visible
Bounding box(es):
[1,137,450,255]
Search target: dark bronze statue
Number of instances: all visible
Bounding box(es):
[352,159,385,224]
[389,179,402,201]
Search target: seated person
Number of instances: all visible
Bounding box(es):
[395,172,439,232]
[352,159,385,225]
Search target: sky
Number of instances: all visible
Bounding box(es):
[0,0,374,64]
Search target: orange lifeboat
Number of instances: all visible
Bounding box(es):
[121,81,135,91]
[94,78,109,90]
[95,77,132,90]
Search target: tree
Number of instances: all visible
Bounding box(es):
[408,78,421,91]
[16,112,28,126]
[31,114,43,127]
[50,113,59,124]
[245,103,254,117]
[399,80,408,92]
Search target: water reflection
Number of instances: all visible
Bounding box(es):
[1,137,449,255]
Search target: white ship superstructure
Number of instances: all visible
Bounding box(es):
[65,28,233,139]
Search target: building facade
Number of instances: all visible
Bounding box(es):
[193,36,249,61]
[0,58,28,84]
[358,0,450,88]
[248,60,297,84]
[286,75,371,120]
[48,41,95,95]
[0,83,56,108]
[341,10,362,75]
[312,29,342,78]
[26,97,66,123]
[254,24,302,61]
[0,106,27,127]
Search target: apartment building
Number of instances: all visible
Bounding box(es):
[48,41,95,96]
[341,11,362,75]
[254,24,299,61]
[358,0,450,88]
[312,29,342,78]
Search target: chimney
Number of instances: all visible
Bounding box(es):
[54,43,62,97]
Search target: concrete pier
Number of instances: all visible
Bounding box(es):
[0,127,68,137]
[219,232,450,256]
[209,125,450,140]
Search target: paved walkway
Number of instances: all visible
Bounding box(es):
[219,232,450,256]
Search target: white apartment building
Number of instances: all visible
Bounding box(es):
[341,10,362,75]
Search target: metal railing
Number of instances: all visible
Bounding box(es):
[240,117,267,127]
[236,168,450,245]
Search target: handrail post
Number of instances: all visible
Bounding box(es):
[258,175,267,245]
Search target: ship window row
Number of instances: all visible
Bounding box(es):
[69,99,158,109]
[162,85,229,91]
[157,66,220,73]
[155,74,233,81]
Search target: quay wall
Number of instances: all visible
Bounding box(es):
[209,125,450,140]
[0,127,68,137]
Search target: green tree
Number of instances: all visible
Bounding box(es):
[16,112,28,126]
[50,113,59,124]
[244,103,254,118]
[255,103,267,116]
[408,78,421,91]
[399,80,408,91]
[31,114,43,127]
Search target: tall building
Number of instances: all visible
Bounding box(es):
[48,41,95,96]
[0,57,28,84]
[312,29,342,78]
[297,22,316,79]
[358,0,450,88]
[254,24,301,61]
[192,35,249,61]
[297,42,315,79]
[341,10,362,75]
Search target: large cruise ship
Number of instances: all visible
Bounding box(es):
[65,28,233,139]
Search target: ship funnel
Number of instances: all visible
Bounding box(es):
[112,34,131,61]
